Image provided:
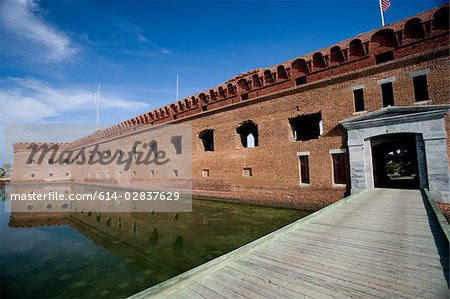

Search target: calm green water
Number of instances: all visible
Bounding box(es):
[0,184,308,299]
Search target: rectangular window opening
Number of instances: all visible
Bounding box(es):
[202,169,210,177]
[332,153,348,185]
[353,88,365,112]
[199,130,214,152]
[171,136,183,154]
[381,82,394,107]
[295,76,307,86]
[413,75,429,102]
[243,167,252,177]
[299,156,310,184]
[375,51,394,64]
[289,112,322,141]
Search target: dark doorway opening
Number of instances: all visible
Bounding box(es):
[371,133,420,189]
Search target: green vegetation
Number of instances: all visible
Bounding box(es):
[0,163,11,178]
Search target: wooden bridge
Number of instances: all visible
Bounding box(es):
[130,189,449,299]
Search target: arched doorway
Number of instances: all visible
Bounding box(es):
[371,133,421,189]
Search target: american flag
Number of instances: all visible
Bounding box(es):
[381,0,391,12]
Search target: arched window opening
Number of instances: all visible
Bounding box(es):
[236,121,259,148]
[227,83,236,96]
[199,93,208,104]
[404,18,425,40]
[312,52,326,69]
[330,46,345,63]
[349,39,366,58]
[247,133,256,148]
[218,86,226,98]
[433,7,449,30]
[264,70,274,84]
[289,112,323,141]
[237,78,250,93]
[252,74,262,88]
[370,29,398,53]
[191,96,199,106]
[199,129,214,152]
[291,59,309,76]
[209,90,216,101]
[277,65,289,80]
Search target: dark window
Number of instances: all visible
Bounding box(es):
[289,112,323,141]
[243,167,252,177]
[295,76,307,86]
[299,156,310,184]
[171,136,182,154]
[241,93,249,101]
[381,82,394,107]
[199,130,214,152]
[201,105,207,111]
[413,75,429,102]
[236,121,258,148]
[48,159,54,164]
[353,89,365,112]
[375,51,394,64]
[332,153,349,185]
[149,141,158,156]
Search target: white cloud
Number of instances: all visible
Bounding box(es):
[0,0,78,62]
[137,33,150,43]
[159,48,173,55]
[0,77,150,124]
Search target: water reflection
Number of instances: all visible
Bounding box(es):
[1,184,308,298]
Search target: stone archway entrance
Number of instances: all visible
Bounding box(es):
[371,133,420,189]
[341,105,450,202]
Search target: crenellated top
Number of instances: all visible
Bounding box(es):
[69,4,449,149]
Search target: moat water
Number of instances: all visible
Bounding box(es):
[0,184,308,298]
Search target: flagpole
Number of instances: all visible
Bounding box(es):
[379,0,385,26]
[176,74,179,101]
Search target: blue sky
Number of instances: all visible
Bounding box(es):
[0,0,447,164]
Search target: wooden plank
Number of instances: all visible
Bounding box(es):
[128,189,449,299]
[257,241,447,296]
[272,233,446,282]
[186,284,227,299]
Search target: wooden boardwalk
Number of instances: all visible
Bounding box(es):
[130,189,449,299]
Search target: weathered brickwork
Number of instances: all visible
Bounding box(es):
[12,5,450,210]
